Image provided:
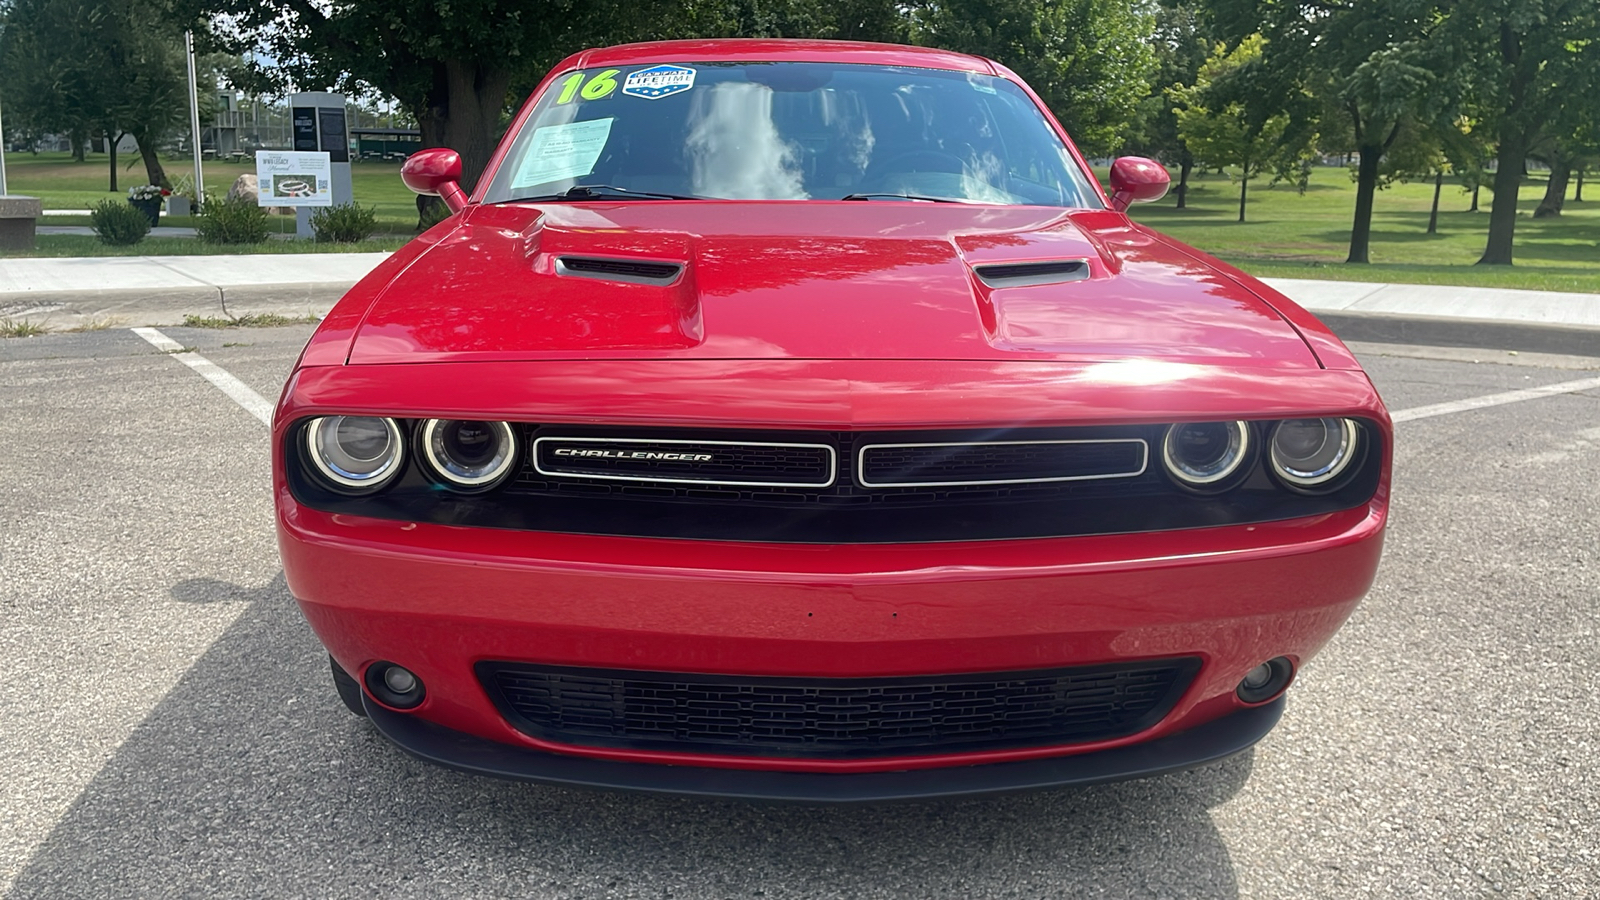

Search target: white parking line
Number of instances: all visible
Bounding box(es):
[132,327,274,426]
[1392,375,1600,423]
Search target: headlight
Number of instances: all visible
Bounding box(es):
[418,419,517,489]
[1162,421,1251,489]
[304,416,405,491]
[1269,418,1359,489]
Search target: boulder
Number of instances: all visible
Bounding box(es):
[227,174,260,203]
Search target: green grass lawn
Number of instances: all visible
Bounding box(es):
[20,235,411,257]
[5,151,1598,294]
[1122,167,1600,294]
[4,151,423,234]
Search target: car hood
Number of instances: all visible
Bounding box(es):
[347,202,1317,367]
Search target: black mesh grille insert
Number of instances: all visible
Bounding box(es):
[534,436,834,486]
[860,439,1146,487]
[478,659,1200,759]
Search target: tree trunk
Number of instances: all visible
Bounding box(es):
[71,132,86,162]
[1470,184,1480,212]
[1427,170,1442,234]
[1346,144,1382,263]
[1237,160,1249,223]
[417,59,514,192]
[1175,151,1193,209]
[1577,168,1584,202]
[1477,130,1528,266]
[1533,162,1570,218]
[128,130,168,188]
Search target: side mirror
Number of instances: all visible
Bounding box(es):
[401,148,468,214]
[1107,157,1171,212]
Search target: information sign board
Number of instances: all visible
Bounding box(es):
[254,151,334,207]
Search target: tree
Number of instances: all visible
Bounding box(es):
[1334,45,1439,262]
[1442,0,1600,264]
[1170,35,1314,222]
[201,0,909,195]
[1125,0,1212,207]
[1207,0,1445,264]
[911,0,1157,156]
[0,0,190,187]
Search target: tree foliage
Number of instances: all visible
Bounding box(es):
[910,0,1157,155]
[190,0,1156,192]
[1440,0,1600,263]
[0,0,191,186]
[1125,0,1212,206]
[1170,34,1315,222]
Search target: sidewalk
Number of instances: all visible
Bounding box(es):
[0,253,380,324]
[0,252,1596,351]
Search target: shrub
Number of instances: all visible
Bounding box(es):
[310,203,379,243]
[196,195,271,244]
[417,197,452,231]
[88,199,151,246]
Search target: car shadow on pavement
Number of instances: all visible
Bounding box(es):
[12,574,1251,899]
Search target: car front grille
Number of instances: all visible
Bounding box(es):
[477,659,1200,759]
[288,422,1383,542]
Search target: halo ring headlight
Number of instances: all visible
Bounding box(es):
[1162,421,1251,489]
[419,419,517,489]
[304,416,405,492]
[1269,418,1359,489]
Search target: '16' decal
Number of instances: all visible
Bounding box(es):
[555,69,621,104]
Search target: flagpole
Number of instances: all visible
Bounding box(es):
[185,31,205,205]
[0,97,10,196]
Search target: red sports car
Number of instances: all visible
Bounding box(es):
[275,39,1389,801]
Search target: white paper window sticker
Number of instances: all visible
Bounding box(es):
[512,118,615,188]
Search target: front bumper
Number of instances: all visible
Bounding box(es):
[363,692,1285,802]
[282,495,1384,777]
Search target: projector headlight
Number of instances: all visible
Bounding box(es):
[304,416,405,492]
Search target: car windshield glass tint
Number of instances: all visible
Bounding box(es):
[482,62,1101,208]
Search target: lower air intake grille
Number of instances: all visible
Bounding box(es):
[478,659,1199,759]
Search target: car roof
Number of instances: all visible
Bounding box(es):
[571,38,998,76]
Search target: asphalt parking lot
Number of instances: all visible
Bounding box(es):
[1,324,1597,899]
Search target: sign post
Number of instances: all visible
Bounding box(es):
[287,92,352,237]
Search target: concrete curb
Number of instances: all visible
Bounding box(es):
[0,283,352,329]
[1314,310,1600,358]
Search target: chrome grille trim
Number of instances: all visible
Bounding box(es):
[532,436,838,488]
[857,438,1149,488]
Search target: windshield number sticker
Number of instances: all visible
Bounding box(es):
[555,69,621,104]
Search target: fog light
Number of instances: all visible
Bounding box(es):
[383,666,418,695]
[364,661,426,710]
[1236,656,1294,704]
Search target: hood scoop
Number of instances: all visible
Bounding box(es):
[556,256,684,286]
[973,259,1090,288]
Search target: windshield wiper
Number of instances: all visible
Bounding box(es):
[513,184,706,202]
[839,192,966,203]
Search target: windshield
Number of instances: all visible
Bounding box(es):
[482,62,1101,207]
